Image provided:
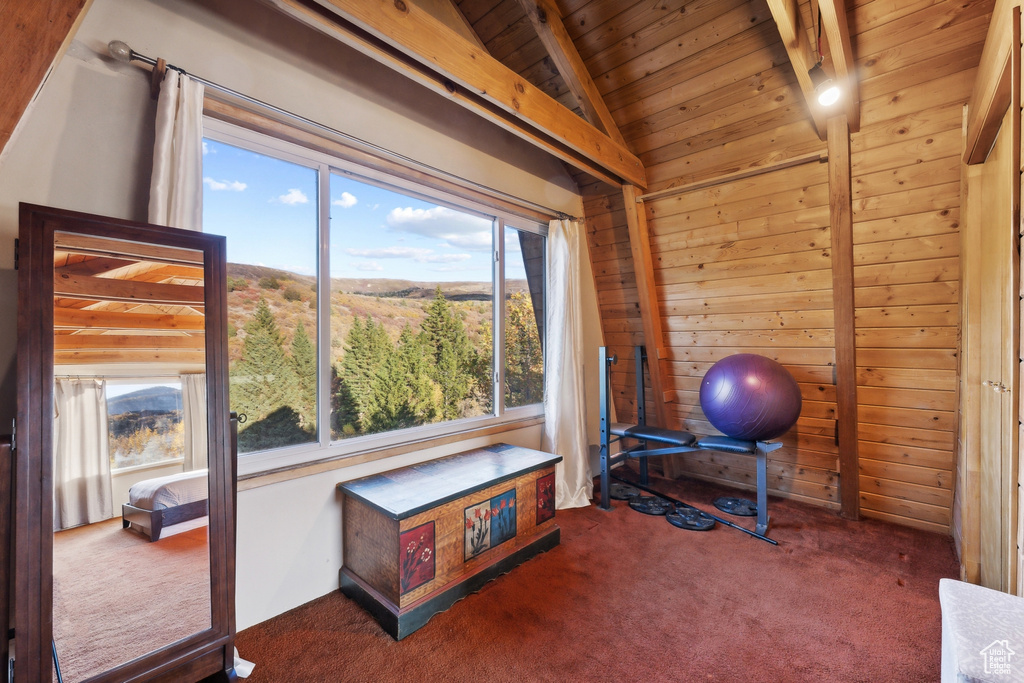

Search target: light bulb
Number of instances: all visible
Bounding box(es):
[817,84,841,107]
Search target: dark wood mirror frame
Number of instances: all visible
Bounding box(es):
[13,204,236,682]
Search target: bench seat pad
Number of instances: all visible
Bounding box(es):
[696,435,757,454]
[611,424,696,447]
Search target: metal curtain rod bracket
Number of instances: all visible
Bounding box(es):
[106,40,580,223]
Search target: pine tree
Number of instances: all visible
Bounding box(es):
[290,321,317,430]
[336,315,391,434]
[231,297,304,450]
[420,287,476,420]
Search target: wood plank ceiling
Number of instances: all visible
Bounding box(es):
[53,234,206,367]
[455,0,994,533]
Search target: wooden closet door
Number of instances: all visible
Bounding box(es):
[977,103,1020,592]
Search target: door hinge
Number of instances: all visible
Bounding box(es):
[13,239,18,271]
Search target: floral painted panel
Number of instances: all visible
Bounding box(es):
[536,472,555,525]
[399,521,435,595]
[464,500,492,561]
[489,489,517,547]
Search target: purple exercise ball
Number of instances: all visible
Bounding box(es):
[699,354,802,442]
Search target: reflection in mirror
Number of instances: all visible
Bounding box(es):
[50,232,211,682]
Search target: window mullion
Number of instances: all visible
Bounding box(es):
[494,218,505,417]
[317,163,332,448]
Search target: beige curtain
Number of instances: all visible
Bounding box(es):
[542,218,592,509]
[53,379,112,530]
[149,69,205,231]
[181,373,208,471]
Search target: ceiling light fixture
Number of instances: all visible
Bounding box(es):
[809,3,841,108]
[808,60,841,107]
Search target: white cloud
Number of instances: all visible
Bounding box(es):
[346,246,430,259]
[344,246,472,264]
[333,191,357,208]
[278,188,308,205]
[423,253,471,264]
[203,177,246,192]
[386,206,492,250]
[354,261,383,271]
[202,141,210,155]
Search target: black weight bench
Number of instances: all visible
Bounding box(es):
[599,346,781,543]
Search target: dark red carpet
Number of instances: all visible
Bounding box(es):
[236,469,958,682]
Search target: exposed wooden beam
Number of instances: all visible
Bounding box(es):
[54,256,135,277]
[261,0,646,188]
[817,0,859,132]
[827,114,859,520]
[55,233,204,265]
[621,185,670,436]
[964,0,1014,164]
[0,0,92,160]
[54,334,204,350]
[411,0,486,50]
[766,0,827,139]
[54,350,206,365]
[54,272,204,305]
[54,307,204,331]
[513,0,628,147]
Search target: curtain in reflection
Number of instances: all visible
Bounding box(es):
[542,219,592,509]
[149,69,205,231]
[53,379,112,530]
[181,373,208,471]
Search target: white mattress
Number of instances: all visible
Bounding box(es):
[128,469,208,510]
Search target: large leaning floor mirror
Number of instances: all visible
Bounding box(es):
[14,204,236,682]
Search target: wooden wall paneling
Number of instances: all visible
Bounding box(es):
[592,1,769,99]
[0,0,92,159]
[828,115,861,519]
[647,155,838,508]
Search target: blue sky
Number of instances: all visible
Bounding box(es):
[201,139,527,282]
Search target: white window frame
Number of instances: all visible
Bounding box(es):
[203,118,547,477]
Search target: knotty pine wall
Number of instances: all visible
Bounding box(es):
[579,0,991,532]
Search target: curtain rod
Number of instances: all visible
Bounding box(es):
[107,41,577,222]
[635,152,829,203]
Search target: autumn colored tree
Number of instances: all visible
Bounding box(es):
[504,291,543,407]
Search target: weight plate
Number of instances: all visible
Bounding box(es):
[608,483,642,500]
[628,495,673,516]
[713,497,758,517]
[666,507,716,531]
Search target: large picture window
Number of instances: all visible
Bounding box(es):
[202,122,546,464]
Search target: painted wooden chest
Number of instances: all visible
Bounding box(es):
[337,443,561,639]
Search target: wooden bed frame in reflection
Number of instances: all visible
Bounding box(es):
[122,499,209,542]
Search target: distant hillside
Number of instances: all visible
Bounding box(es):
[108,385,182,416]
[226,263,528,299]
